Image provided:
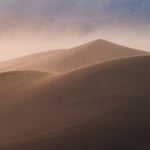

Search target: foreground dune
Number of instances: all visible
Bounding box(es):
[0,55,150,150]
[0,71,50,101]
[0,39,148,73]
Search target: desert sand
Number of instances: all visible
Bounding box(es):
[0,39,149,150]
[0,39,148,73]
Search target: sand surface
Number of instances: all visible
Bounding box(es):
[0,39,148,73]
[0,39,149,150]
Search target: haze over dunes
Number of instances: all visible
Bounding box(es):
[0,40,150,150]
[0,39,148,73]
[1,0,150,61]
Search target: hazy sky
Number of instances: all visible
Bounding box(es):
[0,0,150,60]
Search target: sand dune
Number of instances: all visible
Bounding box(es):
[0,55,150,149]
[0,49,63,72]
[0,71,50,102]
[0,39,148,73]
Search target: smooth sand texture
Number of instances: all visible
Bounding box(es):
[0,40,149,150]
[0,39,148,73]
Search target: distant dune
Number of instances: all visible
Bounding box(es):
[0,40,149,150]
[0,39,148,73]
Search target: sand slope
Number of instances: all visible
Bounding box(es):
[0,49,63,72]
[0,56,150,150]
[0,71,50,101]
[0,39,148,73]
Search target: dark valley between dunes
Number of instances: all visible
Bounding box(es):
[0,39,150,150]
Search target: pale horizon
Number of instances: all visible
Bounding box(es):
[0,0,150,60]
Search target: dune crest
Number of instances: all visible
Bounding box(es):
[0,39,148,73]
[0,55,149,149]
[0,40,149,150]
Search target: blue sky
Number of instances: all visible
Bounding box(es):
[0,0,149,27]
[0,0,150,60]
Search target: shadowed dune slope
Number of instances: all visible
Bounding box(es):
[0,56,150,150]
[0,71,50,101]
[0,39,148,73]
